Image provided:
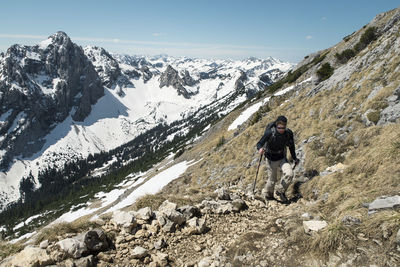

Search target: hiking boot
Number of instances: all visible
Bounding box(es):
[276,191,288,203]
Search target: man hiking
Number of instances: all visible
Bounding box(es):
[256,115,299,203]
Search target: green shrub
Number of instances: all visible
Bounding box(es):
[354,27,377,52]
[335,49,356,63]
[317,63,334,81]
[336,27,377,65]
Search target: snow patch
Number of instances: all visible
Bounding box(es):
[104,160,195,213]
[10,231,37,244]
[39,38,52,49]
[228,96,271,131]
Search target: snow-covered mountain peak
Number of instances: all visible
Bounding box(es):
[0,33,293,210]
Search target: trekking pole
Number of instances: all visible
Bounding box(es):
[292,160,299,170]
[252,153,263,194]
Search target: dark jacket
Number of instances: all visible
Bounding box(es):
[256,125,297,161]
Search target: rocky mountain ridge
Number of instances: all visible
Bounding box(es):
[0,33,293,212]
[0,32,104,169]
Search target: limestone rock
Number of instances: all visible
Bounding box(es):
[40,240,49,249]
[131,246,148,259]
[162,220,176,233]
[57,234,88,259]
[154,238,167,250]
[158,200,178,214]
[368,195,400,215]
[303,220,328,234]
[111,210,137,233]
[134,207,154,222]
[184,217,207,235]
[0,246,54,267]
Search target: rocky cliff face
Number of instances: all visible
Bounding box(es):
[84,46,136,90]
[0,32,104,169]
[159,65,197,99]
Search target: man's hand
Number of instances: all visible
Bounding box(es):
[259,148,265,155]
[294,158,300,165]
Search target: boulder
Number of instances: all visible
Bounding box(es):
[57,234,88,259]
[163,210,186,226]
[111,210,137,233]
[184,217,207,235]
[0,246,54,267]
[158,200,178,213]
[134,207,154,222]
[84,228,109,253]
[303,220,328,234]
[131,246,148,259]
[368,195,400,215]
[40,240,49,249]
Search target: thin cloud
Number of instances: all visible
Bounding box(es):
[321,17,327,21]
[0,34,47,39]
[0,33,306,61]
[306,35,313,40]
[152,33,165,37]
[0,33,298,51]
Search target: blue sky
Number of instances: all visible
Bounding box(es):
[0,0,398,62]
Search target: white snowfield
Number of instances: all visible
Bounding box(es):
[0,38,293,208]
[51,159,197,224]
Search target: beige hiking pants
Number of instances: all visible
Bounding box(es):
[264,158,293,198]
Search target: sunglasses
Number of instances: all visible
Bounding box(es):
[277,126,286,130]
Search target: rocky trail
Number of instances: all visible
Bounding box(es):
[98,189,310,267]
[1,184,400,267]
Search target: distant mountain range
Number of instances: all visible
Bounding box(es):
[0,31,293,209]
